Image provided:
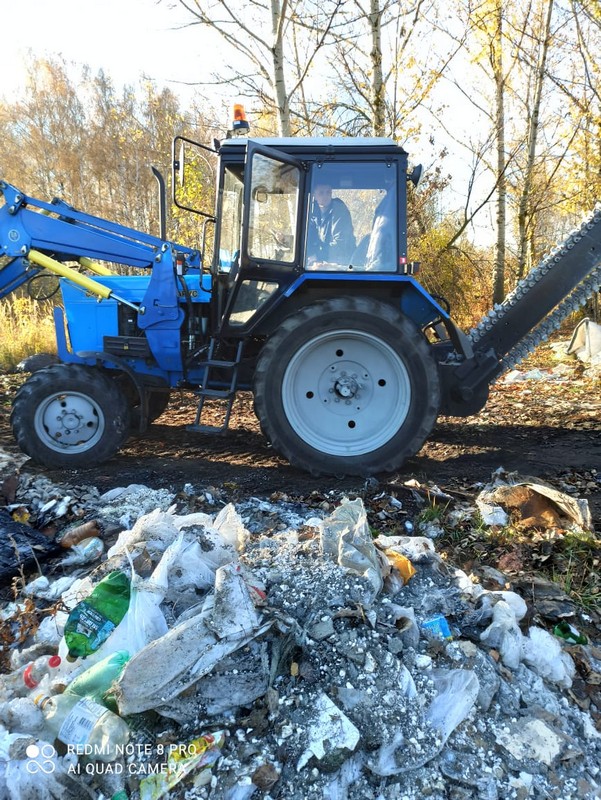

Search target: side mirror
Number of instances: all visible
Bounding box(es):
[171,135,218,219]
[408,164,423,188]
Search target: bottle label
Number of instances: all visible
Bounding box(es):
[69,605,116,650]
[58,697,108,746]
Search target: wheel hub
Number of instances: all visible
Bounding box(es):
[317,360,371,415]
[60,410,84,433]
[333,373,360,399]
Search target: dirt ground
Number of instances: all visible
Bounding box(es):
[1,345,600,516]
[1,345,600,635]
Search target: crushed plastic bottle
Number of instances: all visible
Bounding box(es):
[58,519,102,548]
[63,571,131,661]
[65,650,130,711]
[0,655,62,697]
[33,691,130,762]
[60,535,105,566]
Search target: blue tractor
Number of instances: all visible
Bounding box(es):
[1,115,600,475]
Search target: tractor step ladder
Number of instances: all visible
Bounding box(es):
[187,339,244,434]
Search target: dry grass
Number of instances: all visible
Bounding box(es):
[0,297,57,371]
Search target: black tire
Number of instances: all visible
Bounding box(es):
[16,352,59,374]
[11,364,130,468]
[146,391,171,422]
[112,375,171,429]
[129,390,172,429]
[253,297,440,476]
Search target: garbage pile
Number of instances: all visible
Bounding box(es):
[0,477,600,800]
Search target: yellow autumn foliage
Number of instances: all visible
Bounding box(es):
[0,296,57,371]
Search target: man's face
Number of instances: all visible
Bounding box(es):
[314,184,332,210]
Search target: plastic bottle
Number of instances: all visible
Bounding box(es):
[65,650,130,711]
[0,655,62,697]
[60,536,105,566]
[63,571,131,661]
[58,519,102,548]
[33,692,130,762]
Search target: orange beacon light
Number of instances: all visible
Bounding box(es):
[232,104,250,133]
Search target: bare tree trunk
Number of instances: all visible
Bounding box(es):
[492,0,506,305]
[369,0,385,136]
[271,0,291,136]
[516,0,554,280]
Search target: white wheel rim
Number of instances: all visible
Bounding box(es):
[282,329,411,456]
[33,391,105,454]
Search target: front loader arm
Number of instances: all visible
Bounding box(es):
[0,180,201,301]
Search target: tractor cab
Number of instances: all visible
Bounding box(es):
[174,133,417,337]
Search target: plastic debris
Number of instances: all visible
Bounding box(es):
[115,563,271,715]
[0,509,61,582]
[0,481,599,800]
[33,691,129,761]
[382,550,417,585]
[319,497,384,600]
[421,614,453,640]
[0,655,61,699]
[60,536,105,566]
[139,731,225,799]
[57,519,103,548]
[477,470,593,532]
[554,620,588,645]
[63,571,131,660]
[567,317,601,364]
[65,650,130,711]
[480,600,523,669]
[296,693,360,772]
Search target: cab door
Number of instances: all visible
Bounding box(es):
[220,141,305,333]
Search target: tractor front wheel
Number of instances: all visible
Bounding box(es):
[11,364,130,468]
[253,297,440,476]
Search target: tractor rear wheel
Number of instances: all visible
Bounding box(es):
[11,364,130,468]
[253,297,440,476]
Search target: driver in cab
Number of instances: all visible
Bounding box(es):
[306,183,355,268]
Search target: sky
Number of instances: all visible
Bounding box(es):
[0,0,214,102]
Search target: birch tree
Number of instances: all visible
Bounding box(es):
[170,0,341,135]
[514,0,554,279]
[317,0,462,139]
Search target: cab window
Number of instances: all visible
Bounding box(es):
[218,166,244,273]
[248,154,300,263]
[306,162,398,272]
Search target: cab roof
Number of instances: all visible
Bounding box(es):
[219,136,408,157]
